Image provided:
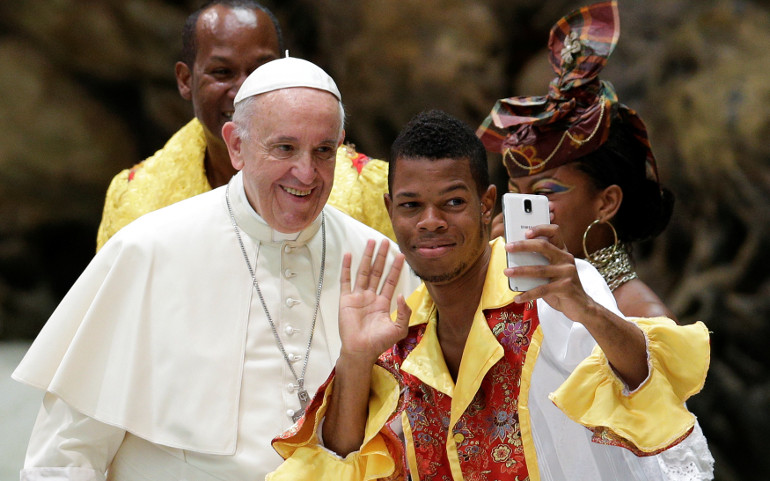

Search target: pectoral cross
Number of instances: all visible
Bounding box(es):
[292,383,310,423]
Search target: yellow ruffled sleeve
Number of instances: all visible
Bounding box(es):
[550,317,710,455]
[268,365,405,481]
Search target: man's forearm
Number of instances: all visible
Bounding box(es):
[322,354,377,456]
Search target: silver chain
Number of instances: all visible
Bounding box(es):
[225,184,325,418]
[589,242,638,292]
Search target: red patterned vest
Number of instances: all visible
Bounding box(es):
[380,301,540,481]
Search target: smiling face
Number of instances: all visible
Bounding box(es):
[223,87,343,233]
[386,156,495,285]
[508,163,605,256]
[176,5,280,150]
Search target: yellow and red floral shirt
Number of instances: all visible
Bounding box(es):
[382,300,539,480]
[269,239,711,481]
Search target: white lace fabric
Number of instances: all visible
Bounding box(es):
[656,420,715,480]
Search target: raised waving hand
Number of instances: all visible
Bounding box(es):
[323,239,412,457]
[339,239,412,365]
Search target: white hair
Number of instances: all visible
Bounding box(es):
[233,92,345,143]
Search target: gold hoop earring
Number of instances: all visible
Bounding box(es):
[582,218,618,261]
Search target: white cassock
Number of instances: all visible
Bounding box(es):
[13,171,420,481]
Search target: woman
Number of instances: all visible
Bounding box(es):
[478,2,713,479]
[489,117,676,320]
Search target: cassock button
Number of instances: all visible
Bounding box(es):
[286,409,295,418]
[289,353,302,362]
[284,245,293,254]
[285,326,297,336]
[284,269,295,278]
[287,382,297,393]
[285,297,300,307]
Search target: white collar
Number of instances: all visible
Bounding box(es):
[227,171,322,246]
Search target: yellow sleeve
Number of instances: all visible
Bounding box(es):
[269,365,405,481]
[549,317,710,455]
[96,169,132,252]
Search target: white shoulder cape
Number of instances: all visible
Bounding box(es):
[13,173,416,455]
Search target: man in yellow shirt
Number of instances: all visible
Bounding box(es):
[97,0,393,250]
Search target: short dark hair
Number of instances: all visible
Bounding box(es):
[389,109,489,195]
[181,0,284,67]
[576,110,675,243]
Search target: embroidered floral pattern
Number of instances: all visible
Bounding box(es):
[377,302,538,480]
[493,311,531,354]
[487,409,517,441]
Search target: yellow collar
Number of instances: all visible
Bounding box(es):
[404,237,518,328]
[401,238,520,422]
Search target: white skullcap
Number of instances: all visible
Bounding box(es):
[234,57,341,106]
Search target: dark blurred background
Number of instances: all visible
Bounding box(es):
[0,1,767,479]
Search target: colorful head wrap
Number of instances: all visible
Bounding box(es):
[477,1,658,181]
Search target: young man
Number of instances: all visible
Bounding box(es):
[14,58,417,481]
[268,110,710,481]
[97,0,394,250]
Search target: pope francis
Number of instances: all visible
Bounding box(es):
[13,57,418,481]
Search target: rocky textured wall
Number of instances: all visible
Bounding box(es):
[0,1,767,479]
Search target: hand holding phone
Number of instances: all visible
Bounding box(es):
[502,193,550,292]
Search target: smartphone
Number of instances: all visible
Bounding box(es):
[502,193,550,292]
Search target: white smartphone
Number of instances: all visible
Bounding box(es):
[502,193,550,292]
